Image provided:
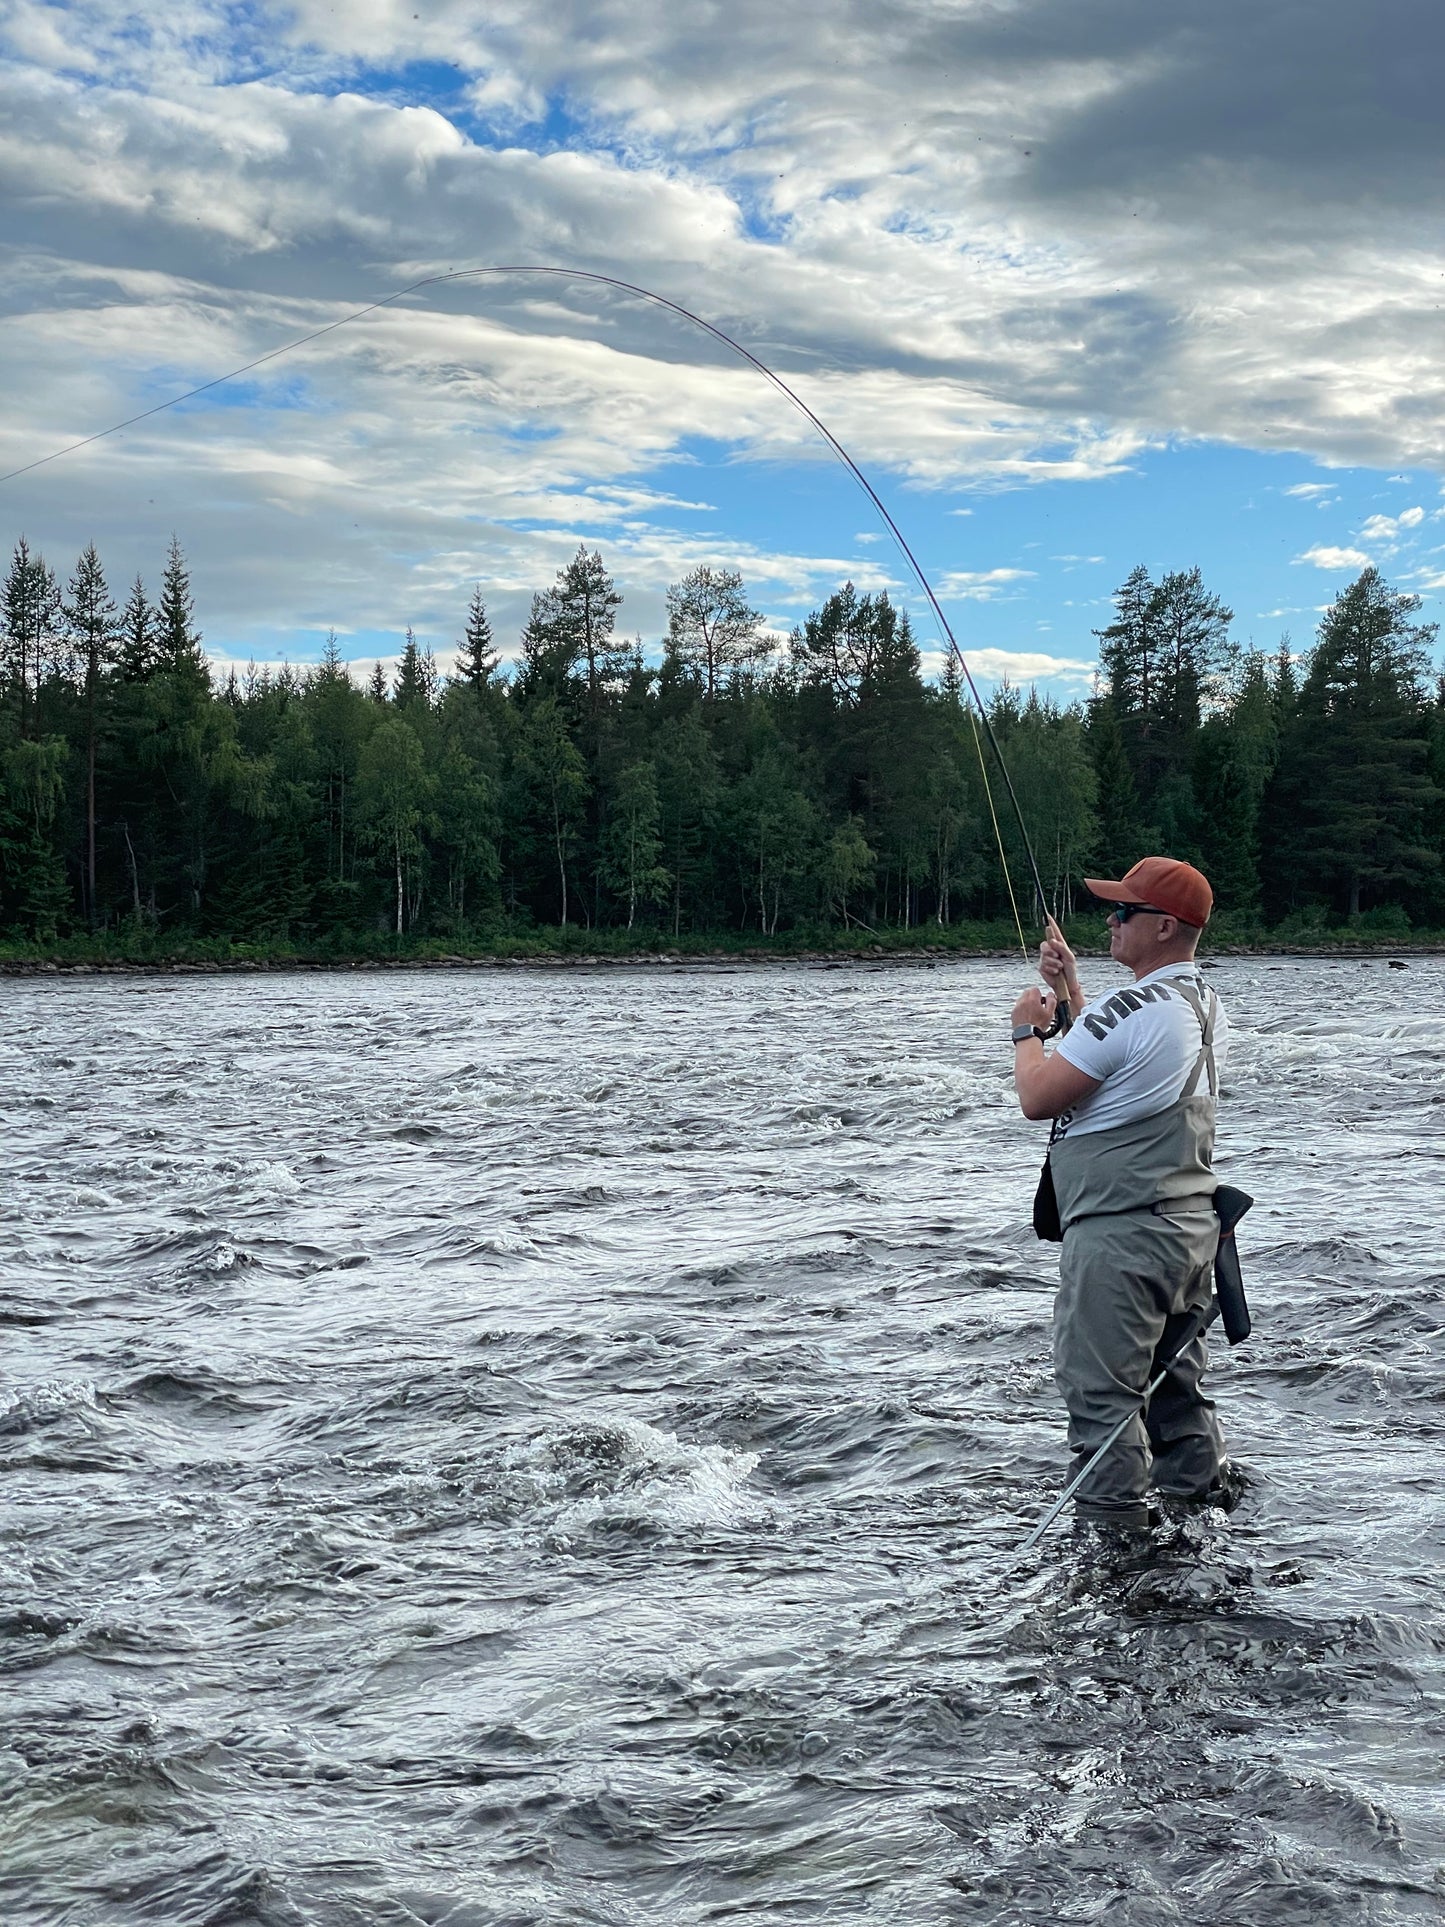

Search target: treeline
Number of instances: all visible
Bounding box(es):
[1,533,1443,948]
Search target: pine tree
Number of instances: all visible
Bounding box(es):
[522,547,624,719]
[1095,564,1230,814]
[790,583,919,706]
[665,566,763,699]
[1095,565,1159,723]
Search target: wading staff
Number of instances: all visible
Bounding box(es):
[0,263,1067,981]
[1018,1184,1254,1551]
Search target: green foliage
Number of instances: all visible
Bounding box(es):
[1,532,1441,955]
[667,566,764,698]
[600,760,669,928]
[1267,569,1440,918]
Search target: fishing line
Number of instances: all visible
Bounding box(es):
[0,262,1057,943]
[968,710,1029,962]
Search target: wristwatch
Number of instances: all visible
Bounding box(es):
[1011,1022,1044,1044]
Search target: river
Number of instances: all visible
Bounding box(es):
[1,956,1442,1924]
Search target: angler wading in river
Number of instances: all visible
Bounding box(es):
[1009,857,1244,1545]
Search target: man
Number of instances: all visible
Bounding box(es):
[1008,856,1233,1534]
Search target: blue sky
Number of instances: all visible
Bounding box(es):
[2,0,1443,692]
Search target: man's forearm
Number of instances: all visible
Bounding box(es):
[1013,1035,1047,1117]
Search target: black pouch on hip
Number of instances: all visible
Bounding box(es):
[1212,1183,1254,1343]
[1032,1156,1063,1243]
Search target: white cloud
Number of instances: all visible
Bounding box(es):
[1359,506,1426,543]
[1294,545,1371,570]
[935,567,1036,600]
[919,646,1094,687]
[4,1,1445,654]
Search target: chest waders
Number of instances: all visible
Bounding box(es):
[1021,975,1254,1549]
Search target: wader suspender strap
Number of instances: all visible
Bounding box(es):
[1171,977,1219,1099]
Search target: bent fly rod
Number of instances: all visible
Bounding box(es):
[1,264,1067,982]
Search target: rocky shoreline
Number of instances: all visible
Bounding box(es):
[3,943,1441,976]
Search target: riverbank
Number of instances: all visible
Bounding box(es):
[3,923,1443,973]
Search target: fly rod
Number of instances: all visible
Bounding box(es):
[0,264,1064,967]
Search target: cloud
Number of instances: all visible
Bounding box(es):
[5,1,1445,653]
[919,646,1094,688]
[1294,545,1371,570]
[1358,506,1425,543]
[935,567,1036,600]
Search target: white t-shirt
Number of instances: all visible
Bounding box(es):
[1052,964,1228,1140]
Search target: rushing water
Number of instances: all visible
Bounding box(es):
[1,956,1442,1926]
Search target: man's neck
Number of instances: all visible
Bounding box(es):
[1133,949,1200,982]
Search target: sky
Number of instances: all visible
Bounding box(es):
[2,0,1444,695]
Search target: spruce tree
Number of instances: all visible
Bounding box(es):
[457,585,499,690]
[64,542,119,925]
[1276,569,1440,917]
[118,576,157,682]
[1085,696,1146,868]
[156,536,207,684]
[395,628,430,711]
[312,630,348,688]
[1194,718,1260,918]
[3,537,62,733]
[368,660,390,704]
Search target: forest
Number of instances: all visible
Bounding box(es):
[2,531,1443,955]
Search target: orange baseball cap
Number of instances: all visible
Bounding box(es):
[1083,856,1213,927]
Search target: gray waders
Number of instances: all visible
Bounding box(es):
[1047,977,1225,1529]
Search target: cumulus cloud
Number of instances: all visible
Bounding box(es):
[936,568,1036,600]
[4,0,1445,652]
[1294,545,1372,571]
[1359,506,1426,542]
[919,646,1095,689]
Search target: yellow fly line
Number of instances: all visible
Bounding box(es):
[967,705,1031,965]
[0,260,1058,977]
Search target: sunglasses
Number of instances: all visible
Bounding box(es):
[1107,901,1168,923]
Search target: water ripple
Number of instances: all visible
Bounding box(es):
[1,957,1442,1924]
